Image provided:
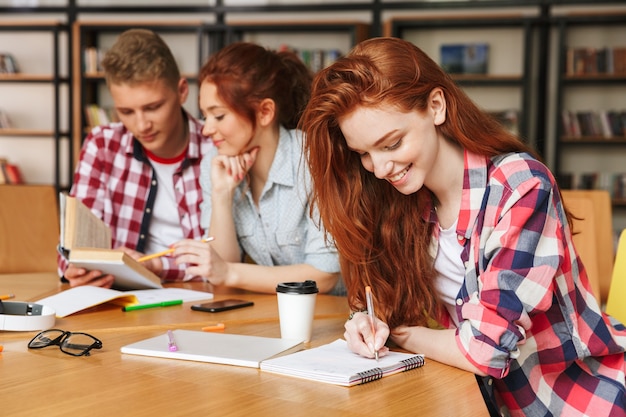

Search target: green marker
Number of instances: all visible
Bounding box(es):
[122,299,183,312]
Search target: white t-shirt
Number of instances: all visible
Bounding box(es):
[142,158,184,255]
[433,219,465,326]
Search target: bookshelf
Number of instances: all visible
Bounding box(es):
[385,13,538,146]
[1,0,624,202]
[0,21,70,192]
[553,12,626,215]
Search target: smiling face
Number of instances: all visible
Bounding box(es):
[338,89,446,195]
[199,81,255,156]
[109,78,188,158]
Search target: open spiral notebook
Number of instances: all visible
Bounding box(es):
[260,338,425,387]
[120,331,424,387]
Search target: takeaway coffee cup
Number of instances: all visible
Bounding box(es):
[276,280,319,343]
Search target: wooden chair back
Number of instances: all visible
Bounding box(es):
[563,190,614,304]
[0,184,59,273]
[561,192,602,303]
[606,229,626,324]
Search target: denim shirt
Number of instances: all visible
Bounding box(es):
[200,127,340,275]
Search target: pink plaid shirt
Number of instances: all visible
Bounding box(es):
[58,110,211,281]
[429,150,626,416]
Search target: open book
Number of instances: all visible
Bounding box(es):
[260,339,425,386]
[35,286,214,317]
[59,193,162,290]
[121,330,304,368]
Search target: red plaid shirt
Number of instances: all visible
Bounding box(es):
[58,110,211,281]
[429,151,626,416]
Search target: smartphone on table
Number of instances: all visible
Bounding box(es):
[191,299,254,313]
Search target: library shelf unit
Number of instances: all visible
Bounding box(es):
[0,20,70,193]
[553,12,626,210]
[3,0,625,196]
[384,13,538,145]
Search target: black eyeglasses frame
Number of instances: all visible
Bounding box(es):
[28,329,103,357]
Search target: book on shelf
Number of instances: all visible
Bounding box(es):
[84,104,119,128]
[0,53,19,74]
[0,108,11,128]
[566,46,626,76]
[0,159,6,184]
[559,171,626,200]
[278,44,342,73]
[260,338,425,386]
[121,330,304,368]
[440,43,489,75]
[35,286,213,317]
[561,109,626,138]
[83,46,101,74]
[0,158,24,185]
[59,193,162,290]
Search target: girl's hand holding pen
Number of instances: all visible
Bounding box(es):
[172,238,230,286]
[344,312,390,359]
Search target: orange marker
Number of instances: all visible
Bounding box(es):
[201,323,225,332]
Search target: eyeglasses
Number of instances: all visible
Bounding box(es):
[28,329,103,356]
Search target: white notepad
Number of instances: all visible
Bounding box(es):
[121,330,304,368]
[260,339,425,386]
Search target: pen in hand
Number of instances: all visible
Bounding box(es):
[365,285,379,361]
[167,330,178,352]
[137,236,215,263]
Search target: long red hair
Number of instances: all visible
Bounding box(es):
[300,37,538,328]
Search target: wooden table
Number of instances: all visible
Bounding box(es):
[0,274,489,417]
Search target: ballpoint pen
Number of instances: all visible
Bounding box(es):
[122,299,183,312]
[167,330,178,352]
[365,286,379,361]
[137,236,215,263]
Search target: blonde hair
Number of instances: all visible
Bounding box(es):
[100,28,181,90]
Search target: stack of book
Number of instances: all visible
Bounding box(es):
[83,47,102,74]
[558,172,626,201]
[0,158,24,184]
[565,46,626,76]
[0,53,19,74]
[561,110,626,139]
[84,104,119,128]
[277,44,342,73]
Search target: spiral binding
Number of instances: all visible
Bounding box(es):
[356,367,384,383]
[400,355,425,370]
